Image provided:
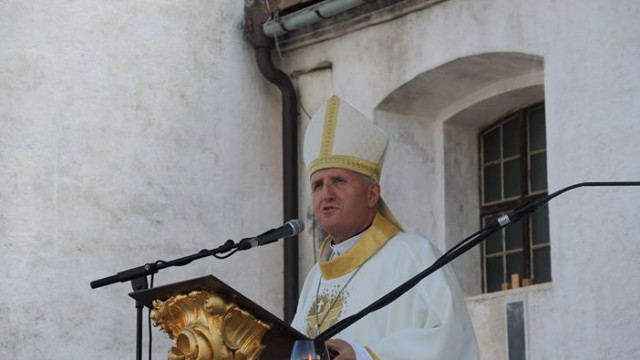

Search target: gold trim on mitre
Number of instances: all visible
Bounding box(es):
[320,95,340,156]
[377,197,404,232]
[318,212,400,279]
[308,155,381,183]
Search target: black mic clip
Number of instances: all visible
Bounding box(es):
[237,237,259,250]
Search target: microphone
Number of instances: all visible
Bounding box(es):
[240,219,304,249]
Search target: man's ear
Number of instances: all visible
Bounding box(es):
[367,183,381,208]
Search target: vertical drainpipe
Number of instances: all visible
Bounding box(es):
[245,3,299,323]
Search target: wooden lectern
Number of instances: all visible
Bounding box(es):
[130,275,307,360]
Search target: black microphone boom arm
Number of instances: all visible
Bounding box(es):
[90,219,304,289]
[316,181,640,341]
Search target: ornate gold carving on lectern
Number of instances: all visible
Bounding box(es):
[150,291,270,360]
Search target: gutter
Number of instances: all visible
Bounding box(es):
[263,0,370,38]
[245,3,300,323]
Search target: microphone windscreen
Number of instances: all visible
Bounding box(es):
[287,219,305,235]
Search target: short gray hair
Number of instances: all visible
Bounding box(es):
[359,173,376,186]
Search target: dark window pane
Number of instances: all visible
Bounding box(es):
[483,127,501,162]
[484,164,501,203]
[529,107,546,151]
[506,251,524,279]
[505,221,523,251]
[484,216,503,254]
[486,256,504,292]
[503,159,522,199]
[533,247,552,283]
[532,204,550,245]
[503,118,522,157]
[530,153,547,192]
[485,230,503,254]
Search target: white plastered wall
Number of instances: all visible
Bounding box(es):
[286,0,640,358]
[1,1,287,358]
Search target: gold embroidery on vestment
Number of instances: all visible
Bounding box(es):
[305,285,350,337]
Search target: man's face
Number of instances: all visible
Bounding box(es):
[310,168,380,243]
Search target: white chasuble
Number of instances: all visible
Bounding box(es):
[291,213,479,360]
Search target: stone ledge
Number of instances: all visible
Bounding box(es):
[464,282,554,304]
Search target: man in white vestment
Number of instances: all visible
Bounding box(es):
[291,95,479,360]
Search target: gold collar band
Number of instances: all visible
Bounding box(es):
[318,212,400,279]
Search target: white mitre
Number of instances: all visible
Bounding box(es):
[303,94,403,231]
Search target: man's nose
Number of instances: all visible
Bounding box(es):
[321,183,336,200]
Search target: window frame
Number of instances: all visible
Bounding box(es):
[479,102,550,293]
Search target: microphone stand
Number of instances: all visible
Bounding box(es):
[316,181,640,341]
[90,237,256,360]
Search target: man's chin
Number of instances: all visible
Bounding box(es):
[318,220,341,237]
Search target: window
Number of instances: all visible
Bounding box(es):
[480,103,551,293]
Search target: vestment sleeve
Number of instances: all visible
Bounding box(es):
[366,240,478,360]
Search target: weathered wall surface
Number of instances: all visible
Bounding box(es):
[1,1,286,358]
[286,0,640,358]
[3,0,639,358]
